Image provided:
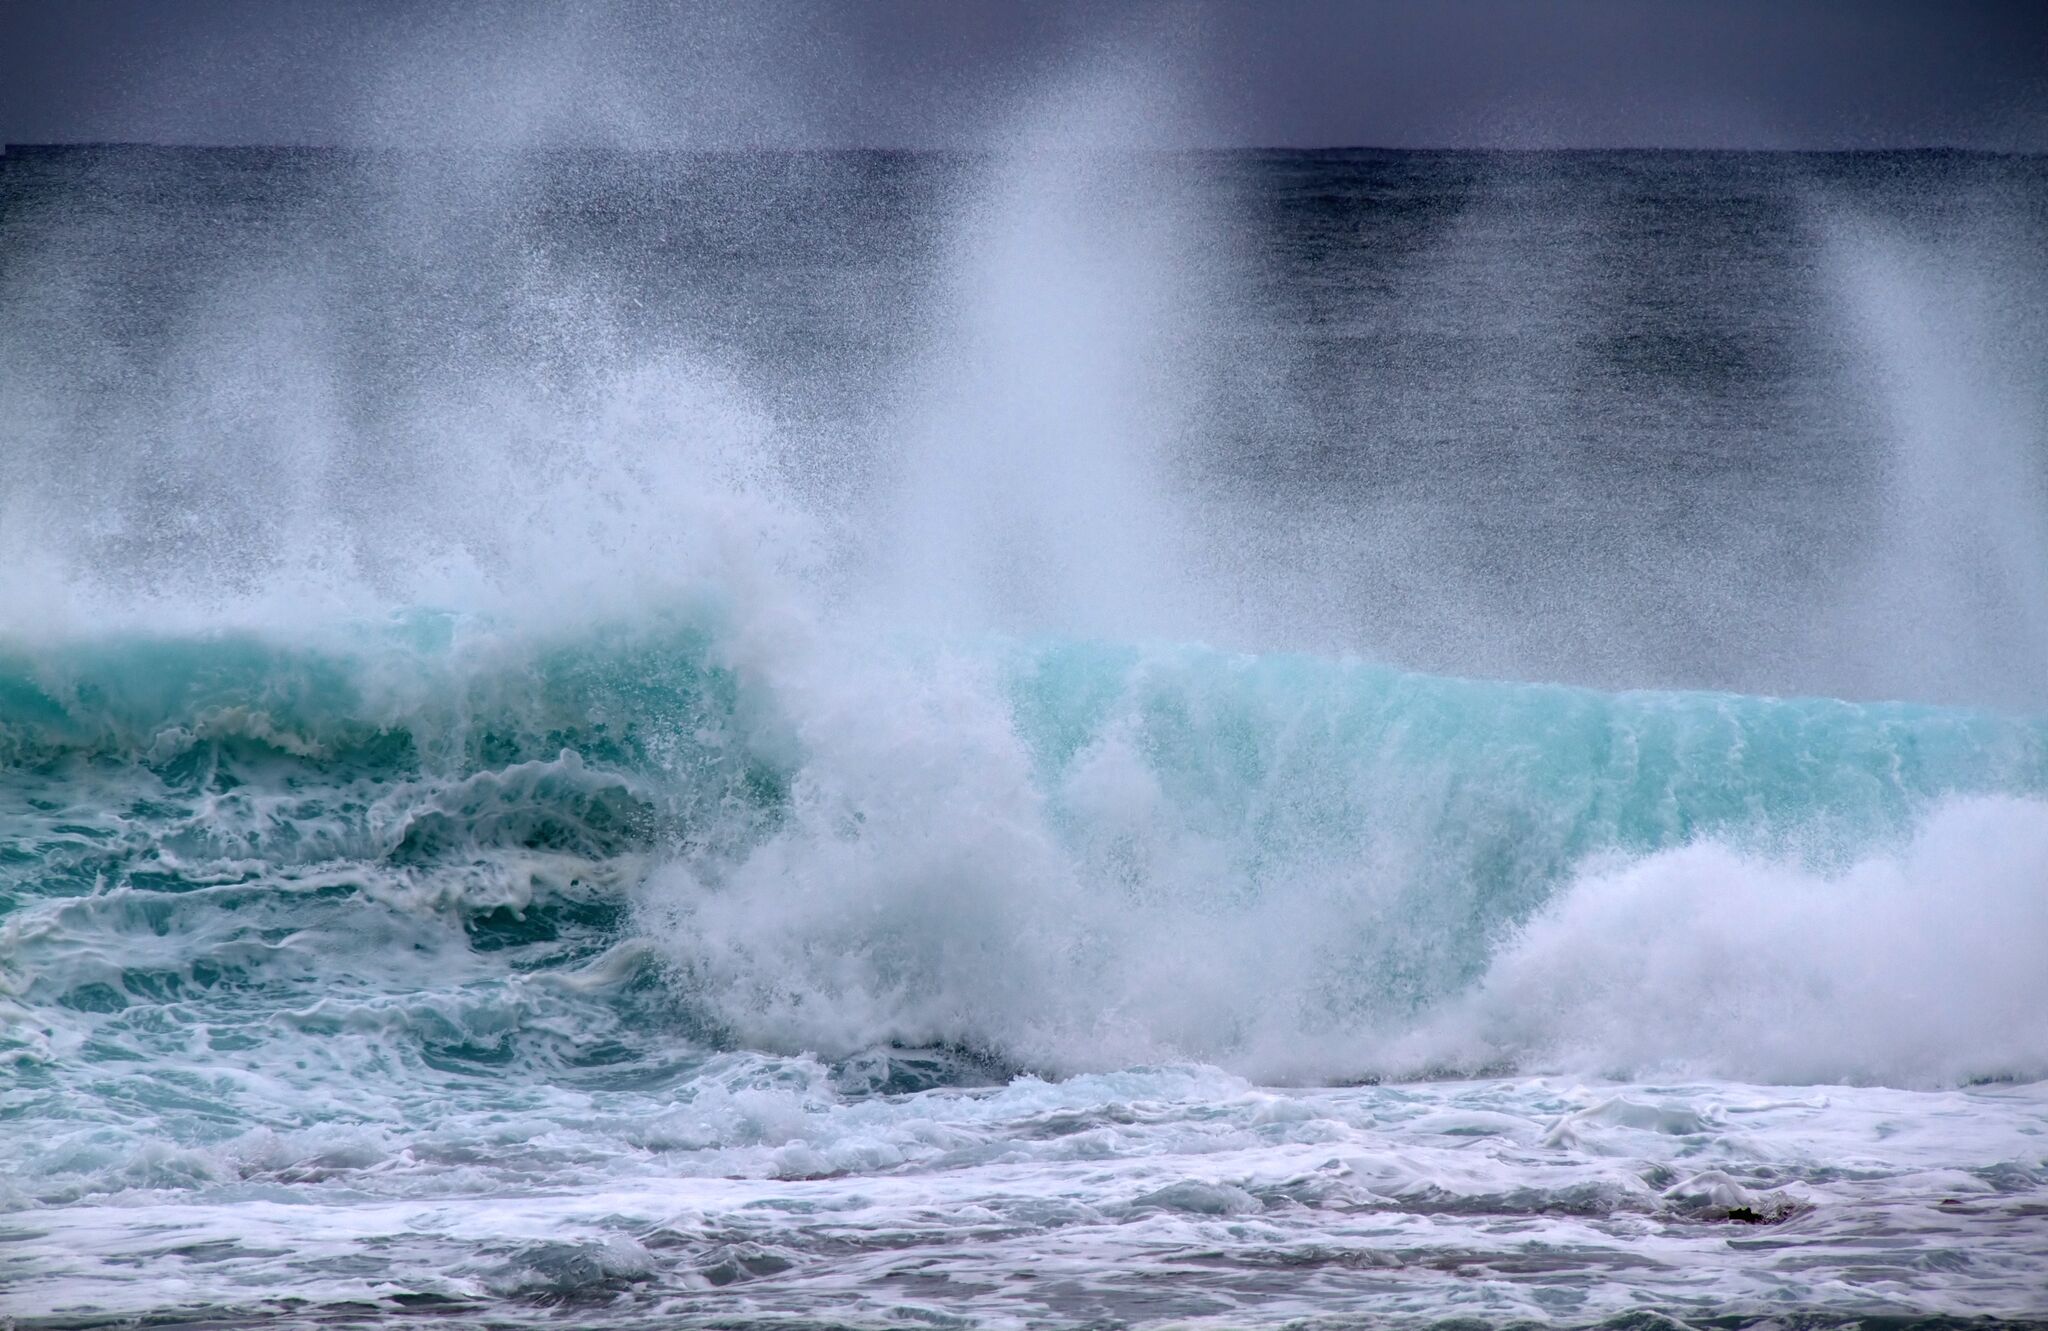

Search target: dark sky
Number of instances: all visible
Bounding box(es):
[2,0,2044,150]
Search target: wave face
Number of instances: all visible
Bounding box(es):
[661,638,2048,1086]
[7,616,2044,1096]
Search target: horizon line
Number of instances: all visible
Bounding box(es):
[6,139,2046,157]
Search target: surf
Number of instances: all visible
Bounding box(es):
[6,612,2044,1090]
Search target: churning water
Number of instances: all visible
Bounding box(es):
[2,131,2046,1328]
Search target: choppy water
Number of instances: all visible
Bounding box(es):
[2,139,2046,1328]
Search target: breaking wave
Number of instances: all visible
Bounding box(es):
[6,614,2043,1088]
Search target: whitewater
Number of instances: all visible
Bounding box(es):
[4,119,2048,1331]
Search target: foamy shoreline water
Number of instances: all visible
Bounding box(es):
[8,1070,2047,1327]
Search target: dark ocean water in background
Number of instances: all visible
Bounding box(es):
[8,147,2045,698]
[2,145,2046,1328]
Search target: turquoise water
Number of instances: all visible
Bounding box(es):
[6,614,2045,1085]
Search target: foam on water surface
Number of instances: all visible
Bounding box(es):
[5,1067,2046,1327]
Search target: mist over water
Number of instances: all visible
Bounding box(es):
[1822,210,2048,708]
[3,47,2048,1331]
[3,102,2044,702]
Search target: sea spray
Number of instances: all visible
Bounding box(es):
[1411,794,2048,1086]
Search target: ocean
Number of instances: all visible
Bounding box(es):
[1,142,2046,1329]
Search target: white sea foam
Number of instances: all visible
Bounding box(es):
[6,1067,2046,1325]
[1412,795,2048,1086]
[640,657,2048,1084]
